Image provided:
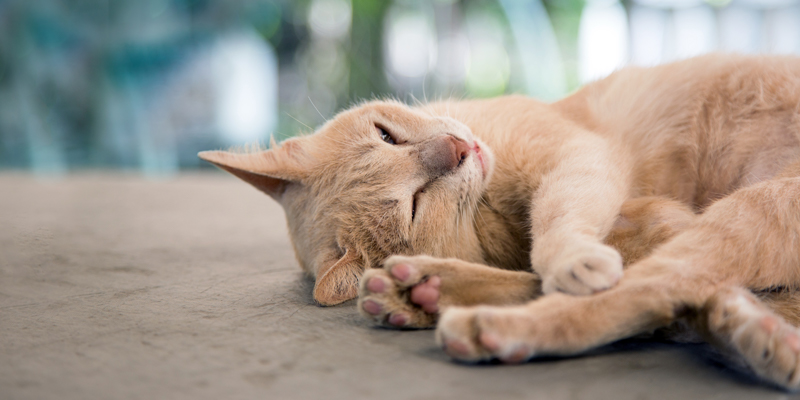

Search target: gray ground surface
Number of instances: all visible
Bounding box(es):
[1,173,796,400]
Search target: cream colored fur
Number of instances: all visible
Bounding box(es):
[200,54,800,389]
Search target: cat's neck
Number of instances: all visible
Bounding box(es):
[473,198,532,270]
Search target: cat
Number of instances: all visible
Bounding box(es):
[199,54,800,389]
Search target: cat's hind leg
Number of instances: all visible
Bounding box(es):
[605,196,695,266]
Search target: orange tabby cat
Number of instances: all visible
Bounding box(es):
[200,54,800,389]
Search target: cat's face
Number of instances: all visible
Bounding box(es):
[200,100,495,305]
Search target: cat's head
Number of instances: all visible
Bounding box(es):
[199,100,494,305]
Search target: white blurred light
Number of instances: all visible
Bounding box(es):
[705,0,733,7]
[308,0,352,39]
[672,6,716,60]
[499,0,567,100]
[632,0,703,8]
[579,0,629,83]
[215,30,278,144]
[435,34,470,85]
[718,5,761,53]
[736,0,797,7]
[386,13,436,79]
[766,6,800,54]
[629,5,667,65]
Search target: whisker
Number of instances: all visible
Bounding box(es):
[409,93,424,108]
[308,96,328,122]
[422,74,428,104]
[284,112,315,133]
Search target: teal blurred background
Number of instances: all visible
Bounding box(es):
[2,0,799,175]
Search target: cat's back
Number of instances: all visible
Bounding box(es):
[569,54,800,138]
[427,55,800,206]
[566,54,800,205]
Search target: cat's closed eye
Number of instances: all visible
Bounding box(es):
[376,124,397,145]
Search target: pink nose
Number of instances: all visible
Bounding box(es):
[419,135,472,177]
[449,136,471,167]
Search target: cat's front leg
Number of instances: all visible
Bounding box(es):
[358,255,540,328]
[529,134,630,295]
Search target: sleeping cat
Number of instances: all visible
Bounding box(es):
[200,54,800,389]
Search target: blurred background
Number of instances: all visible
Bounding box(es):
[1,0,799,175]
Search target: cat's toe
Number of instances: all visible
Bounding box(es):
[543,243,623,295]
[388,312,409,326]
[708,288,800,389]
[436,306,536,363]
[365,275,387,293]
[357,265,438,328]
[362,299,383,315]
[410,276,441,313]
[436,307,489,362]
[734,316,800,388]
[384,256,427,285]
[383,255,443,314]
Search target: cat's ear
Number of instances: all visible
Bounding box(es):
[198,142,312,201]
[313,250,363,306]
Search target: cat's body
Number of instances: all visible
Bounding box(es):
[200,54,800,389]
[437,55,800,272]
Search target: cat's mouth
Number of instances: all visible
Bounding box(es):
[472,142,487,178]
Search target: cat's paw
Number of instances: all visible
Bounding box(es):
[542,241,623,295]
[707,288,800,389]
[435,305,540,363]
[357,255,445,329]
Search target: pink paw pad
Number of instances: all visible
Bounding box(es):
[410,276,441,313]
[501,347,531,364]
[362,300,382,315]
[442,338,472,358]
[388,313,407,326]
[366,277,386,293]
[391,264,412,282]
[479,332,502,352]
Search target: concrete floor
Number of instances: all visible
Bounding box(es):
[1,173,797,400]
